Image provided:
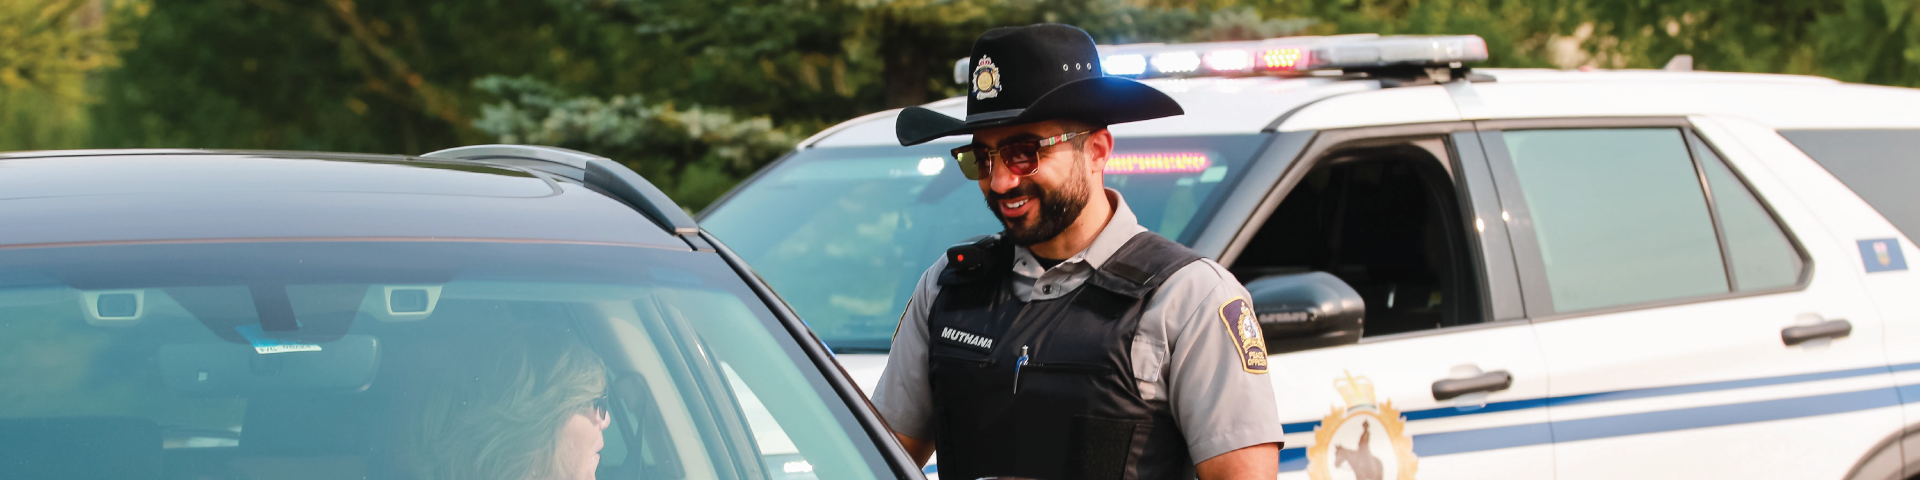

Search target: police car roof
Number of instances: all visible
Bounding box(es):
[804,68,1920,148]
[0,150,686,249]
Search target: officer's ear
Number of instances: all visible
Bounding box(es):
[1085,128,1114,175]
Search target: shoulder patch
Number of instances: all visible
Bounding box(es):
[1217,297,1269,374]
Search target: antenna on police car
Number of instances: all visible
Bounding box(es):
[1664,54,1694,72]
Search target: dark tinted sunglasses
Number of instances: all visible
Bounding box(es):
[949,131,1090,180]
[587,395,611,420]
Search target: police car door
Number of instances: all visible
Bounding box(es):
[1477,118,1900,480]
[1223,123,1554,480]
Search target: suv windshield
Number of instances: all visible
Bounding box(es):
[702,134,1269,351]
[0,241,884,480]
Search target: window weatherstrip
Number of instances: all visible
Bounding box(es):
[1685,129,1815,290]
[1684,130,1742,292]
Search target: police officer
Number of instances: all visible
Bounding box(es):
[872,24,1283,480]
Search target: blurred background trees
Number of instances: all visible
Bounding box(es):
[5,0,1918,210]
[0,0,126,150]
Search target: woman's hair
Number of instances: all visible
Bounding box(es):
[407,324,608,480]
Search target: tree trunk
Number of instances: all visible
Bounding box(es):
[881,12,930,109]
[883,42,929,108]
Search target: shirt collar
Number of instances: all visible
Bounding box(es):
[1011,188,1148,270]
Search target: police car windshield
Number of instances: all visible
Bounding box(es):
[702,134,1267,352]
[0,241,885,480]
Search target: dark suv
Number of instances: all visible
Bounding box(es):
[0,146,915,480]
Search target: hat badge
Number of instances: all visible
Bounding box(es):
[972,56,1002,100]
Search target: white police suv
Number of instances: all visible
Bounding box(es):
[701,34,1920,480]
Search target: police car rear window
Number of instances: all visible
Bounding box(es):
[1780,129,1920,241]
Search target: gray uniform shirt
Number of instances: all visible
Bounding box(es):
[871,189,1285,463]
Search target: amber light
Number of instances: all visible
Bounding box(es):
[1104,153,1212,174]
[1260,48,1308,70]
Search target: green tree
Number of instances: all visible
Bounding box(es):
[88,0,598,152]
[471,75,800,210]
[0,0,132,150]
[1574,0,1920,86]
[466,0,1312,209]
[1247,0,1579,68]
[564,0,1313,111]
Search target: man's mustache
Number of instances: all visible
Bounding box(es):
[985,183,1045,204]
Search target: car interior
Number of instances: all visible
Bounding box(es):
[1230,139,1483,338]
[0,281,858,480]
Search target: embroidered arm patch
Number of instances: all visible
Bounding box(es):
[1218,297,1269,374]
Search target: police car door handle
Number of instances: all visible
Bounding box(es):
[1781,319,1852,346]
[1431,371,1513,401]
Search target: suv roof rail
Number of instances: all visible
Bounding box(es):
[421,145,706,242]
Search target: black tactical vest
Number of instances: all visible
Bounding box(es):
[927,231,1203,480]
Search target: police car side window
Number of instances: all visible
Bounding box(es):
[1502,128,1729,312]
[1694,135,1804,291]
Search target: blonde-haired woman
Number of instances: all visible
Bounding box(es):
[407,324,611,480]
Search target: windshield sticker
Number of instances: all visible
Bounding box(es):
[1105,152,1211,174]
[1859,238,1907,273]
[235,324,323,355]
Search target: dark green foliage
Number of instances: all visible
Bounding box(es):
[62,0,1920,210]
[471,75,799,210]
[89,0,590,153]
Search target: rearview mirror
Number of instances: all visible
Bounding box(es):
[1246,272,1364,355]
[158,335,379,395]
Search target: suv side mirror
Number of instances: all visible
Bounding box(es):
[1247,272,1365,355]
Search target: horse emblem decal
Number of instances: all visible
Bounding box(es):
[1307,372,1418,480]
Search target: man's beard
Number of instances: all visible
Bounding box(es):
[986,163,1092,247]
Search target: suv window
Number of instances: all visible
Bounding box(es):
[1501,128,1803,314]
[1232,140,1481,337]
[1779,129,1920,241]
[1504,128,1728,312]
[1696,136,1803,290]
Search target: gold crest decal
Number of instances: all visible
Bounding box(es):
[1216,298,1267,374]
[1308,372,1418,480]
[972,56,1002,100]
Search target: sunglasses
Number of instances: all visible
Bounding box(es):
[949,131,1091,180]
[585,395,611,421]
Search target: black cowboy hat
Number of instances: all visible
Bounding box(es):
[895,24,1184,146]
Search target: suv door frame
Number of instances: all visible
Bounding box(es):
[1198,121,1526,327]
[1202,121,1556,478]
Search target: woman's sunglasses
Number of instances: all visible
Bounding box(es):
[586,395,611,421]
[949,131,1090,180]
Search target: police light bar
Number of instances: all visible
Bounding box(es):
[955,34,1487,84]
[1309,35,1488,69]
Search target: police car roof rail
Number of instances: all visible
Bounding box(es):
[421,145,703,238]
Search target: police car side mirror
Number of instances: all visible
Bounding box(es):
[1245,272,1365,355]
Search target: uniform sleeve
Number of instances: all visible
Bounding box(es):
[1158,260,1286,463]
[869,255,947,441]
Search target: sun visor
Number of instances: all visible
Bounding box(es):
[158,334,379,396]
